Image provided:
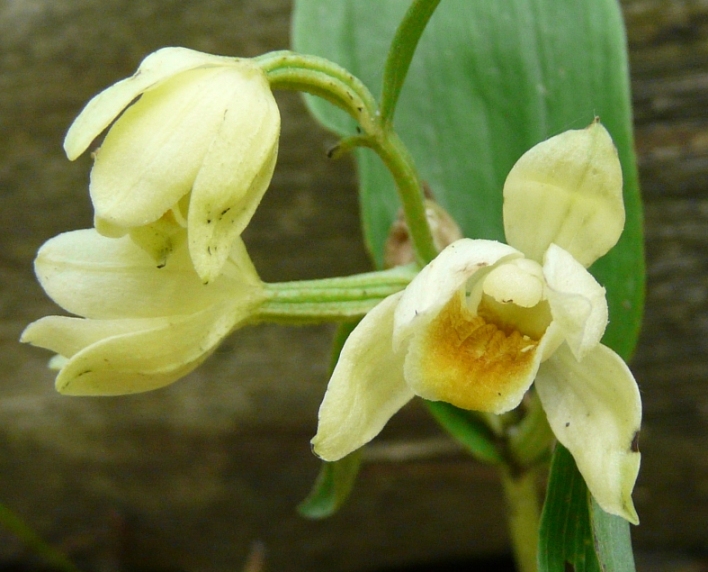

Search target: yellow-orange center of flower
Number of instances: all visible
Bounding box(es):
[414,294,548,413]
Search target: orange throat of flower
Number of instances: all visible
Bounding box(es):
[411,293,550,413]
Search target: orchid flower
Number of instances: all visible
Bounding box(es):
[64,47,280,283]
[312,122,642,524]
[21,228,264,395]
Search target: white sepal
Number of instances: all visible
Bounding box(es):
[543,243,608,361]
[393,238,520,350]
[536,343,641,524]
[503,121,624,267]
[33,229,260,319]
[188,67,280,283]
[64,47,240,160]
[312,292,414,461]
[22,302,237,396]
[89,67,251,229]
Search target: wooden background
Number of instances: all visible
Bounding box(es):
[1,0,707,570]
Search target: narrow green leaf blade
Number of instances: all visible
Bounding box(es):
[298,451,362,519]
[379,0,442,125]
[591,497,637,572]
[425,401,502,465]
[538,444,602,572]
[292,0,643,359]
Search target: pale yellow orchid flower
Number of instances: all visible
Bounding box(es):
[312,122,642,524]
[21,228,265,395]
[64,47,280,283]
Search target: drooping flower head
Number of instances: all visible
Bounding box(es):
[64,47,280,283]
[312,121,642,524]
[21,228,265,395]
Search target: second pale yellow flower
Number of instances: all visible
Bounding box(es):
[64,47,281,283]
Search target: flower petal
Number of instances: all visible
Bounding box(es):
[393,239,520,350]
[64,47,240,160]
[312,292,414,461]
[543,243,608,360]
[403,292,546,414]
[536,343,641,524]
[482,258,545,308]
[24,299,252,396]
[34,229,262,319]
[21,315,154,358]
[503,121,624,267]
[128,213,187,268]
[90,67,250,228]
[188,65,280,282]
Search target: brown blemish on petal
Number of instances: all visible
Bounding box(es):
[414,295,541,413]
[631,431,640,453]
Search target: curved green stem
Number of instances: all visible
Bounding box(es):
[363,131,438,264]
[501,467,541,572]
[257,50,437,266]
[256,50,378,133]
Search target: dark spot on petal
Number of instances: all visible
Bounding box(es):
[157,262,166,269]
[207,246,211,255]
[207,219,212,224]
[220,207,231,217]
[565,422,570,427]
[77,369,92,377]
[631,431,640,453]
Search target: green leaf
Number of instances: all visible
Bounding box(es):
[590,497,637,572]
[379,0,442,126]
[538,444,637,572]
[425,401,502,465]
[297,450,362,519]
[291,0,643,360]
[538,444,602,572]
